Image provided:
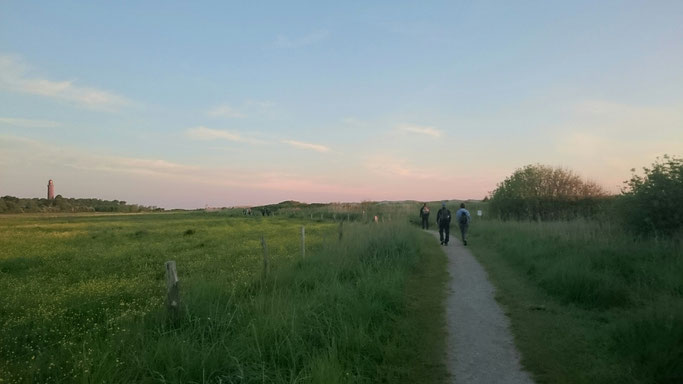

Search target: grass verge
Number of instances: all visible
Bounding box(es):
[468,220,683,384]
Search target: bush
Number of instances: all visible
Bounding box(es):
[489,164,608,221]
[619,155,683,237]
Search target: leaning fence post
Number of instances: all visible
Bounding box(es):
[261,235,269,278]
[165,261,180,320]
[301,226,306,258]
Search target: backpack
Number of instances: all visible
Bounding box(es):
[440,209,451,223]
[458,210,468,225]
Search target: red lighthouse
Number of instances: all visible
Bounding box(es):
[47,180,55,200]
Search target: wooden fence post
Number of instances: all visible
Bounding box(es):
[301,226,306,258]
[165,261,180,320]
[261,235,269,278]
[338,221,343,241]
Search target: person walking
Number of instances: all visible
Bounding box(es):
[436,202,451,245]
[419,203,431,230]
[456,203,471,246]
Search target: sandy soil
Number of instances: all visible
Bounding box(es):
[434,232,535,384]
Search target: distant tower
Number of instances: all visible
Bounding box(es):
[47,180,55,200]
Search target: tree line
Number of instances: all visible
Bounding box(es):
[0,195,162,214]
[488,155,682,237]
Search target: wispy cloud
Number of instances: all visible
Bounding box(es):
[342,117,370,127]
[188,127,329,152]
[282,139,330,153]
[0,135,197,178]
[275,30,329,48]
[207,104,246,118]
[398,123,442,137]
[186,126,264,145]
[0,117,61,128]
[1,135,371,206]
[0,54,131,111]
[207,100,276,119]
[365,155,439,180]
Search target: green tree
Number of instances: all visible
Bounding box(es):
[620,155,683,236]
[490,164,608,220]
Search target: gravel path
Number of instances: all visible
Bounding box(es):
[434,232,534,384]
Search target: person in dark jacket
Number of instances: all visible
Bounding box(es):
[419,203,430,230]
[436,202,451,245]
[455,203,471,246]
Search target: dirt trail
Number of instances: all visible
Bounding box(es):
[434,232,534,384]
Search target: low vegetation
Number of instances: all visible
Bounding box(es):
[488,156,682,238]
[0,212,447,383]
[474,156,682,383]
[468,220,683,383]
[0,195,161,213]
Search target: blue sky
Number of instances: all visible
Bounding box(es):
[1,1,682,208]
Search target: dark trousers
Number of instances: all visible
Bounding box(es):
[439,224,450,244]
[421,216,429,229]
[459,223,468,242]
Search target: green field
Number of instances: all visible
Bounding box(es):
[3,202,681,383]
[0,211,447,383]
[468,219,683,383]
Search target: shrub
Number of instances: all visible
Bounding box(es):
[489,164,609,220]
[619,155,683,237]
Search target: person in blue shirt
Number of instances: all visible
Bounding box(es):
[455,203,471,246]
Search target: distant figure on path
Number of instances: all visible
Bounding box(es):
[420,203,431,229]
[436,202,451,245]
[456,203,471,246]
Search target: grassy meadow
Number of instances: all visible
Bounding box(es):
[467,219,683,383]
[3,198,681,383]
[0,211,448,383]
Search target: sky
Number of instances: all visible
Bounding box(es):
[1,1,682,209]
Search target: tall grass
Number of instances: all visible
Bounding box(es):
[0,213,447,383]
[469,219,683,383]
[104,222,440,383]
